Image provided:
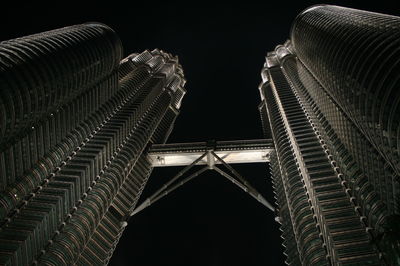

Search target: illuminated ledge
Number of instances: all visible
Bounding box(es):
[148,139,274,167]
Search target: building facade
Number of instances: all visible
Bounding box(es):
[0,23,186,265]
[260,5,400,265]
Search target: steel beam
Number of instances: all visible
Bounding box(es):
[149,139,274,167]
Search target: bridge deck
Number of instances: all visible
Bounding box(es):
[149,139,274,167]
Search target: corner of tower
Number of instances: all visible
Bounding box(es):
[274,41,295,63]
[296,4,329,19]
[290,4,329,41]
[264,51,280,69]
[264,40,294,70]
[80,22,124,66]
[83,21,115,30]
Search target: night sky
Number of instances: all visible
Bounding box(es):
[1,1,399,265]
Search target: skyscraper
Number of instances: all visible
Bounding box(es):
[260,5,400,265]
[2,5,400,266]
[0,23,186,265]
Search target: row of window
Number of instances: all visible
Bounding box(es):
[0,31,185,264]
[0,58,159,224]
[280,56,382,264]
[285,56,397,233]
[0,23,122,142]
[0,74,119,189]
[38,90,173,265]
[264,69,329,266]
[77,156,153,265]
[271,68,338,264]
[270,151,302,266]
[267,63,383,264]
[285,59,379,264]
[292,4,400,177]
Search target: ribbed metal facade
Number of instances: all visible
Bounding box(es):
[0,24,186,265]
[260,5,400,266]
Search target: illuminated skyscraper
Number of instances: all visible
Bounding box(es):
[0,23,186,265]
[260,5,400,265]
[2,5,400,266]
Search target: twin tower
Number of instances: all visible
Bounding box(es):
[0,5,399,266]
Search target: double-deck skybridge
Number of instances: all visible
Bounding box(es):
[131,139,277,217]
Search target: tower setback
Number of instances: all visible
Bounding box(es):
[1,4,400,266]
[260,5,400,265]
[0,23,186,265]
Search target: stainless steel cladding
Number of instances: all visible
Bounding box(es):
[0,24,186,265]
[260,5,400,266]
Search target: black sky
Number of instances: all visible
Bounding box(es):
[1,1,399,266]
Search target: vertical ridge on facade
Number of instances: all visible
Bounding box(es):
[260,5,400,265]
[0,24,186,265]
[291,5,400,176]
